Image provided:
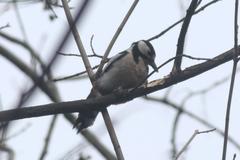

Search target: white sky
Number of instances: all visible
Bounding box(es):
[0,0,240,160]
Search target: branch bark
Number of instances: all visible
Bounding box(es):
[61,1,124,159]
[172,0,198,72]
[222,0,239,159]
[0,45,239,121]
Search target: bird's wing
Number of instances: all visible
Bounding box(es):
[103,51,128,73]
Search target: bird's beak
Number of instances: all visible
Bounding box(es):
[150,61,158,72]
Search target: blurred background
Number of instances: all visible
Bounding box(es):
[0,0,239,160]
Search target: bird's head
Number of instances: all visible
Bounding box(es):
[132,40,158,72]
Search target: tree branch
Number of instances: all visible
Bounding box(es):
[144,96,240,150]
[0,45,239,121]
[61,0,94,82]
[95,0,139,78]
[172,0,198,72]
[222,0,239,159]
[0,32,46,70]
[175,129,215,160]
[61,1,124,159]
[0,23,9,30]
[0,42,116,160]
[64,114,117,160]
[39,115,58,160]
[147,0,221,41]
[0,45,58,101]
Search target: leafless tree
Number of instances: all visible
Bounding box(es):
[0,0,239,160]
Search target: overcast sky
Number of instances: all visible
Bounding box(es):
[0,0,240,160]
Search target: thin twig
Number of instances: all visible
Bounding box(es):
[0,32,46,70]
[95,0,139,78]
[39,115,58,160]
[44,0,58,19]
[90,34,97,55]
[173,0,198,72]
[64,114,117,160]
[171,67,239,156]
[132,54,212,91]
[171,105,182,157]
[175,129,215,160]
[147,0,221,41]
[13,0,38,71]
[181,67,240,105]
[58,52,81,57]
[0,23,10,30]
[52,65,99,82]
[144,96,240,150]
[13,1,28,42]
[58,51,104,59]
[222,0,239,160]
[2,125,30,142]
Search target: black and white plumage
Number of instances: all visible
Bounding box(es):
[75,40,158,132]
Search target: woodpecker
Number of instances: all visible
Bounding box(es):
[75,40,158,132]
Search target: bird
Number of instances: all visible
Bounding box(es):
[74,40,158,132]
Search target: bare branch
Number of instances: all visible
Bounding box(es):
[61,1,124,159]
[0,32,46,70]
[0,23,10,30]
[64,114,117,160]
[144,96,240,150]
[58,51,104,59]
[52,65,98,82]
[2,123,31,141]
[0,45,239,121]
[14,0,90,107]
[101,109,124,160]
[90,34,97,55]
[0,45,58,101]
[132,54,212,91]
[39,115,58,160]
[148,0,221,41]
[13,1,28,42]
[222,0,239,160]
[172,0,198,72]
[95,0,139,77]
[0,8,116,160]
[233,154,237,160]
[181,68,240,105]
[0,145,14,160]
[175,129,215,160]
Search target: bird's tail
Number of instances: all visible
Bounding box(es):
[74,89,99,132]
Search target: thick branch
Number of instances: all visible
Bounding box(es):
[173,0,198,72]
[0,46,239,122]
